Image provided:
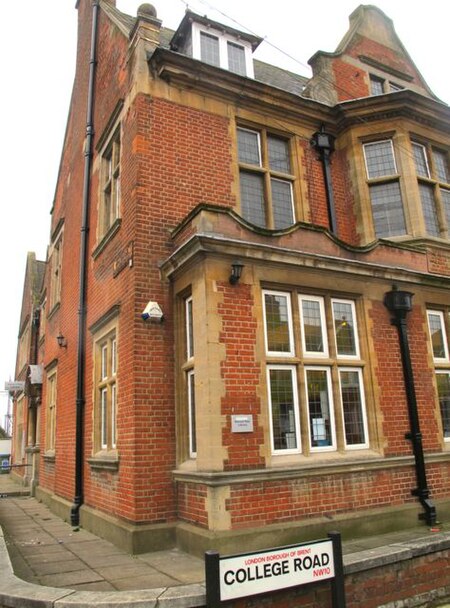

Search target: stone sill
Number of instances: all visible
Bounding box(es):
[87,453,120,472]
[173,452,450,486]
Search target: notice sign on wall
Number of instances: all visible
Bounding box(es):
[207,538,335,604]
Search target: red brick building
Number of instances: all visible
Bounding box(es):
[11,1,450,556]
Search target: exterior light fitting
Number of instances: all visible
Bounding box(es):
[57,333,67,348]
[229,261,244,285]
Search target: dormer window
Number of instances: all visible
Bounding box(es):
[193,22,254,76]
[171,12,262,79]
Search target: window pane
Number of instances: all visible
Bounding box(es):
[301,298,326,355]
[441,188,450,228]
[433,150,449,183]
[370,76,384,96]
[111,384,117,448]
[339,370,367,446]
[389,82,403,92]
[412,143,430,178]
[237,129,260,165]
[437,373,450,439]
[264,292,292,353]
[188,372,196,456]
[240,171,266,227]
[227,41,246,76]
[200,32,220,66]
[306,369,333,448]
[419,183,440,237]
[186,297,194,359]
[101,344,108,379]
[370,182,406,238]
[101,388,108,448]
[271,179,294,229]
[268,136,290,173]
[364,141,397,178]
[268,368,298,451]
[428,312,448,360]
[332,301,357,356]
[112,339,117,375]
[113,175,120,222]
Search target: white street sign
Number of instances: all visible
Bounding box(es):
[4,381,25,392]
[218,539,334,601]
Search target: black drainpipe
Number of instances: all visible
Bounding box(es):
[71,0,100,528]
[384,286,437,527]
[311,125,337,234]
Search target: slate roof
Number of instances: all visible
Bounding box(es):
[254,60,308,96]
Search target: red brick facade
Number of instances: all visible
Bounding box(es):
[11,1,450,564]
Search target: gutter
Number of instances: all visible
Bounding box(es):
[71,0,100,528]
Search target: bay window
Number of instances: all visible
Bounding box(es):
[263,289,369,456]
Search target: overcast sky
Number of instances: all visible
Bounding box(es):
[0,0,449,431]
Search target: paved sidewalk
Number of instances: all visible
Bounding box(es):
[0,477,204,592]
[1,474,450,607]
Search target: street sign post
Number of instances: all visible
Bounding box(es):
[205,531,346,607]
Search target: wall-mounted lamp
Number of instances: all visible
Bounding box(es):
[57,333,67,348]
[229,261,244,285]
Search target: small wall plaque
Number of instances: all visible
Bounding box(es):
[231,415,253,433]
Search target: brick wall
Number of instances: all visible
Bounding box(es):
[332,59,369,102]
[218,282,265,471]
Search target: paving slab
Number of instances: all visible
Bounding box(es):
[32,558,89,576]
[94,562,157,580]
[39,569,105,588]
[113,573,180,591]
[54,588,166,608]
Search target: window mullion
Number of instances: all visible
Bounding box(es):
[261,131,274,229]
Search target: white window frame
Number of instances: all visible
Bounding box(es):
[338,367,369,450]
[49,228,63,311]
[427,310,449,363]
[187,370,197,458]
[111,384,117,449]
[95,329,118,453]
[46,371,57,453]
[101,387,108,450]
[238,127,262,167]
[191,22,254,77]
[298,295,329,358]
[363,139,398,179]
[304,366,336,452]
[271,177,295,228]
[263,290,295,357]
[267,365,301,455]
[436,370,450,443]
[99,125,121,239]
[185,296,194,360]
[331,298,360,359]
